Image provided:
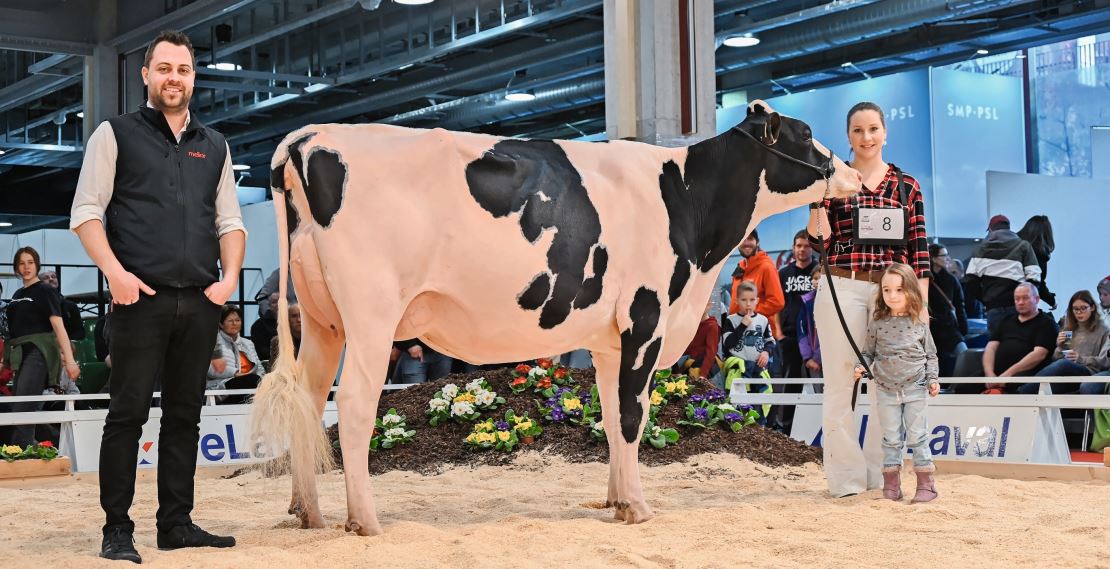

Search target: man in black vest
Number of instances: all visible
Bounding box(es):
[71,30,245,563]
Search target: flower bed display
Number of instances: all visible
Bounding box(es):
[0,442,71,479]
[328,366,820,475]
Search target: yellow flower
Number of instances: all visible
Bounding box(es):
[497,431,511,442]
[676,379,688,394]
[475,420,494,432]
[563,398,581,411]
[664,382,676,393]
[650,391,663,406]
[515,420,533,431]
[482,433,496,443]
[2,445,21,454]
[466,434,477,443]
[454,392,476,403]
[512,415,525,424]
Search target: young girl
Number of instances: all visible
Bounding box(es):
[854,263,940,503]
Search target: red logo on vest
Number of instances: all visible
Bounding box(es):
[188,151,206,159]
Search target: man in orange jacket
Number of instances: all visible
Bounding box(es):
[729,229,786,339]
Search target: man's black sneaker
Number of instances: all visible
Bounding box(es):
[156,523,236,550]
[100,527,142,564]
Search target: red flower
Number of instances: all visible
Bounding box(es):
[514,364,532,374]
[537,378,552,389]
[553,368,568,379]
[38,441,54,448]
[511,377,527,387]
[537,358,554,369]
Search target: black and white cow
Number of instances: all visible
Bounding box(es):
[251,100,861,535]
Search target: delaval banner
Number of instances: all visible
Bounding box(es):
[790,401,1070,464]
[929,67,1026,238]
[67,404,340,472]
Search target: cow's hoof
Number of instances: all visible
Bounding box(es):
[300,511,326,529]
[288,501,303,516]
[621,501,655,525]
[345,519,383,536]
[611,500,629,522]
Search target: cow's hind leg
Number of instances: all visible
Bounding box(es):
[336,317,397,536]
[609,288,664,525]
[288,313,345,528]
[592,352,623,516]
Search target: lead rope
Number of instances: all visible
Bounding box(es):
[813,176,875,411]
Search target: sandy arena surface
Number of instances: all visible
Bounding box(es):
[2,453,1107,569]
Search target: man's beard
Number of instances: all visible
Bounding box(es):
[151,86,191,112]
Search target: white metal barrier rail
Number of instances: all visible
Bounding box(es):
[0,384,412,428]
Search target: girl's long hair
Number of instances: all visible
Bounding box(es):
[1063,290,1101,333]
[873,263,926,324]
[1017,215,1054,260]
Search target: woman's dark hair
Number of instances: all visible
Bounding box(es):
[12,246,41,274]
[1017,215,1054,259]
[220,304,243,324]
[1063,290,1100,333]
[846,101,886,132]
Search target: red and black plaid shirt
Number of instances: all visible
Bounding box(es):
[809,164,932,280]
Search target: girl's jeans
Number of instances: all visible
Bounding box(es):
[875,383,934,471]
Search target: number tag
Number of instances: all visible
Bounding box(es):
[853,205,907,245]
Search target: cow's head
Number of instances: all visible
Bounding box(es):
[737,100,861,206]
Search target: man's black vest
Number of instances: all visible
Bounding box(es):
[106,106,227,287]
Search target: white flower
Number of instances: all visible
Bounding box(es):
[528,366,548,378]
[428,398,448,412]
[651,426,662,438]
[592,421,604,431]
[451,401,475,417]
[382,413,403,425]
[441,384,459,399]
[385,427,406,438]
[716,403,735,412]
[465,378,485,392]
[474,390,496,406]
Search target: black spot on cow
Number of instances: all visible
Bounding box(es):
[465,140,605,328]
[618,287,663,443]
[287,132,316,194]
[303,148,349,228]
[285,195,299,238]
[573,245,607,309]
[668,257,690,305]
[518,273,551,310]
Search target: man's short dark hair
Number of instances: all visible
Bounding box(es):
[928,243,947,258]
[144,30,195,68]
[793,229,808,244]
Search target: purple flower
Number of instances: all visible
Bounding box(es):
[495,421,510,431]
[724,412,742,423]
[740,404,753,412]
[551,408,566,421]
[707,389,726,402]
[694,407,709,421]
[689,394,705,404]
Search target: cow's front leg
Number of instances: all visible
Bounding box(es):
[336,332,393,537]
[611,287,665,525]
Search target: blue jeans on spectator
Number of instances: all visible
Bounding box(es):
[1080,370,1110,395]
[985,305,1017,335]
[1017,359,1091,394]
[875,383,933,471]
[394,347,452,384]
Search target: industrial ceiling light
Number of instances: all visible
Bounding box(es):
[1016,53,1027,59]
[504,69,536,102]
[976,48,989,55]
[723,33,759,48]
[206,62,242,71]
[394,0,434,5]
[0,149,6,155]
[0,222,12,227]
[76,111,84,118]
[505,90,536,102]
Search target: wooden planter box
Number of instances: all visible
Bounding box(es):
[0,456,71,480]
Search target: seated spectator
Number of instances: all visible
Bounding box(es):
[674,299,720,384]
[963,214,1042,331]
[392,339,452,384]
[1098,275,1110,322]
[979,283,1057,394]
[269,302,302,366]
[1017,290,1109,394]
[928,244,969,377]
[38,269,86,341]
[208,305,263,403]
[252,292,280,361]
[797,264,823,383]
[255,268,297,319]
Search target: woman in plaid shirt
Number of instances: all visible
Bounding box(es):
[806,101,932,498]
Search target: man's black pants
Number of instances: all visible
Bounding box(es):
[100,287,220,534]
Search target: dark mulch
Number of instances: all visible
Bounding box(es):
[327,368,821,476]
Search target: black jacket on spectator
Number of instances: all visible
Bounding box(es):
[929,268,968,351]
[778,260,815,338]
[250,315,278,361]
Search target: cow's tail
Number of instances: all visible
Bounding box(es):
[250,142,333,491]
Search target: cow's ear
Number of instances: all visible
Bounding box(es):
[762,112,782,145]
